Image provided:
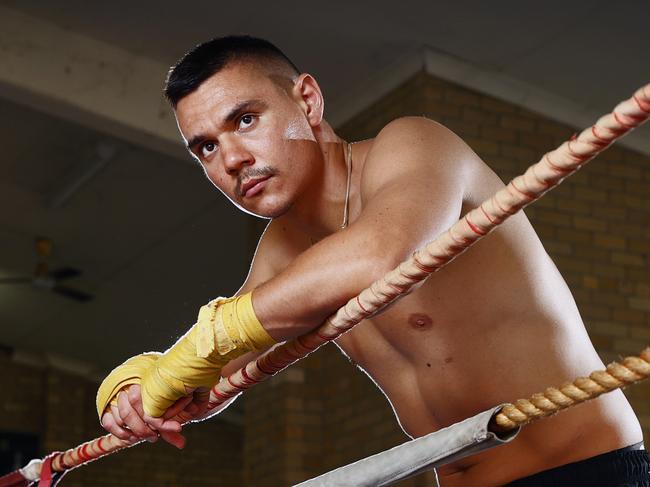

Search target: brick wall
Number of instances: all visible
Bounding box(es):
[0,354,243,485]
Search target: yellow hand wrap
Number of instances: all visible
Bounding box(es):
[96,352,161,420]
[140,292,275,417]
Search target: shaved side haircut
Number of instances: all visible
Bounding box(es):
[164,35,300,108]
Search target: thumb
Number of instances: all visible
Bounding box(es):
[163,395,194,420]
[160,430,186,449]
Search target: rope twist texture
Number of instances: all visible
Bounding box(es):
[493,348,650,431]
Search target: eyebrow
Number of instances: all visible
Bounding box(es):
[185,99,268,152]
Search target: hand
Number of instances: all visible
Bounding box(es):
[138,293,274,417]
[100,384,205,449]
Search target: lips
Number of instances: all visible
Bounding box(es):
[241,175,271,198]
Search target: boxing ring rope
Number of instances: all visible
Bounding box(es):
[492,348,650,431]
[2,82,648,486]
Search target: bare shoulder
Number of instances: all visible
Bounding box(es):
[369,116,469,157]
[374,115,449,138]
[360,116,482,199]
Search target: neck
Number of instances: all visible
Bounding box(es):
[283,120,352,240]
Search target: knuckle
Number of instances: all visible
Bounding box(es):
[121,407,135,421]
[131,424,148,436]
[127,386,141,402]
[117,396,130,415]
[113,428,130,440]
[111,412,124,427]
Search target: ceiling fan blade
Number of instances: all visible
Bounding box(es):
[0,277,32,284]
[49,267,82,281]
[53,285,94,302]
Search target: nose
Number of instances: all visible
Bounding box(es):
[221,136,253,175]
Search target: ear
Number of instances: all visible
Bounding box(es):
[292,74,324,127]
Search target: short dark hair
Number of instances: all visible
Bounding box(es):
[164,35,300,108]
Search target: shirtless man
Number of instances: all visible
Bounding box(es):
[97,36,647,486]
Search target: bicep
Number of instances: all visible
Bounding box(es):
[236,218,302,295]
[354,117,475,258]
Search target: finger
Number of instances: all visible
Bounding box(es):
[184,388,210,420]
[185,403,200,415]
[101,412,132,441]
[143,414,182,433]
[175,410,194,423]
[141,414,165,431]
[110,403,126,428]
[193,388,210,410]
[125,385,161,438]
[118,391,158,439]
[126,385,159,434]
[174,402,201,423]
[163,395,194,420]
[126,385,144,414]
[160,430,186,449]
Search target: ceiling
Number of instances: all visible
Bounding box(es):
[0,0,648,377]
[3,0,649,113]
[0,96,258,373]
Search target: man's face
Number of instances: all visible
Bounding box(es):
[175,62,319,218]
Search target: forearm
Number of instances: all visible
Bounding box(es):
[252,224,408,342]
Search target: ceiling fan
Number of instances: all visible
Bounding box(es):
[0,237,93,302]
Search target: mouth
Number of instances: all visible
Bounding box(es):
[241,175,272,198]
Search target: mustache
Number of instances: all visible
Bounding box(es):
[236,166,277,197]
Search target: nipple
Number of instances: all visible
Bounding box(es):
[408,313,433,330]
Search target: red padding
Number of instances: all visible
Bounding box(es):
[0,471,29,487]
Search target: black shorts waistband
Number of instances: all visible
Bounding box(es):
[506,443,650,486]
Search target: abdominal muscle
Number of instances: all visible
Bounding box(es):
[335,215,642,486]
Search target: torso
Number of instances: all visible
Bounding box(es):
[275,137,642,486]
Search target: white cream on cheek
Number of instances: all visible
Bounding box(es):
[283,116,316,141]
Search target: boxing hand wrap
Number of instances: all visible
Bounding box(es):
[140,292,275,417]
[96,352,161,420]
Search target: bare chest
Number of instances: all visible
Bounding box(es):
[335,276,471,374]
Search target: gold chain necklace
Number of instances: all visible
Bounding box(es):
[341,142,352,229]
[311,142,352,246]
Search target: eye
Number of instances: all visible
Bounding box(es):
[238,114,255,130]
[200,141,217,159]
